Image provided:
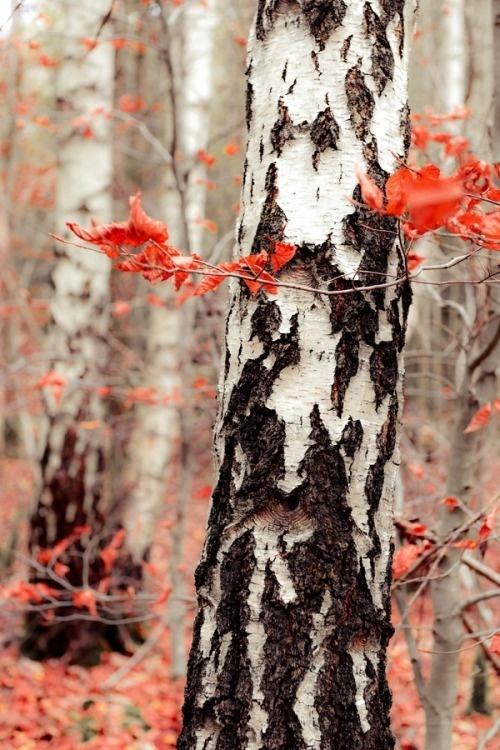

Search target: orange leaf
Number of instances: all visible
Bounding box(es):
[224,141,239,156]
[197,149,216,167]
[393,544,428,580]
[270,241,296,272]
[72,589,97,617]
[464,403,492,433]
[356,169,384,211]
[440,496,460,509]
[479,511,496,541]
[118,93,144,113]
[67,192,169,253]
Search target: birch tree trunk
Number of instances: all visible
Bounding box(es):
[179,2,413,747]
[25,0,114,661]
[123,0,217,676]
[424,3,495,748]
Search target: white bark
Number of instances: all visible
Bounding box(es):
[34,0,113,546]
[180,2,415,747]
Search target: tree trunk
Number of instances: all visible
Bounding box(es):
[424,3,496,748]
[24,0,114,662]
[179,2,413,748]
[123,0,217,677]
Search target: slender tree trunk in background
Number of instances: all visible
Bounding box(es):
[169,0,217,680]
[123,0,216,677]
[179,2,413,748]
[424,3,496,748]
[24,0,114,662]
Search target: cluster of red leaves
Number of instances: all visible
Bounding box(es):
[66,194,297,298]
[0,644,183,749]
[357,159,500,246]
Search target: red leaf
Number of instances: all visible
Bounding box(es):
[194,260,241,296]
[197,149,216,167]
[112,300,131,317]
[393,544,427,580]
[270,241,296,272]
[385,165,464,234]
[72,589,97,617]
[67,192,169,253]
[406,251,424,270]
[118,93,144,113]
[479,511,496,541]
[491,633,500,656]
[464,403,492,434]
[242,253,278,295]
[224,141,239,156]
[195,217,218,234]
[194,273,227,296]
[440,496,460,509]
[356,169,384,211]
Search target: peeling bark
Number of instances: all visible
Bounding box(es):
[179,1,412,747]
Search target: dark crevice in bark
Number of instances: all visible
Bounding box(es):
[260,563,309,750]
[302,0,348,50]
[341,417,364,459]
[364,3,395,95]
[379,0,406,55]
[331,332,359,418]
[364,393,398,580]
[341,34,352,61]
[317,568,394,750]
[245,66,254,130]
[345,63,375,141]
[251,163,287,253]
[370,340,399,409]
[310,107,340,169]
[213,531,256,750]
[271,98,296,156]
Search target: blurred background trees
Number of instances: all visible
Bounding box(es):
[0,1,498,748]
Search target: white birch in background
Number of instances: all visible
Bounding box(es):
[25,0,114,660]
[422,3,497,749]
[123,0,217,678]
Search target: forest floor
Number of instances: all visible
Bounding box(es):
[0,457,497,750]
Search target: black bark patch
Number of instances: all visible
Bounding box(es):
[365,395,398,567]
[364,3,395,95]
[260,563,309,750]
[380,0,406,56]
[370,340,398,409]
[302,0,348,50]
[245,72,254,131]
[401,101,412,155]
[212,531,256,749]
[310,107,340,169]
[344,200,398,309]
[311,49,320,73]
[341,418,364,458]
[251,163,287,253]
[271,98,296,156]
[331,332,359,418]
[340,34,352,61]
[327,265,382,417]
[345,64,375,141]
[317,565,395,749]
[179,531,256,750]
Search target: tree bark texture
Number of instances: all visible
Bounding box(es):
[179,2,413,748]
[25,0,114,660]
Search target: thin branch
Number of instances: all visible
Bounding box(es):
[463,553,500,587]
